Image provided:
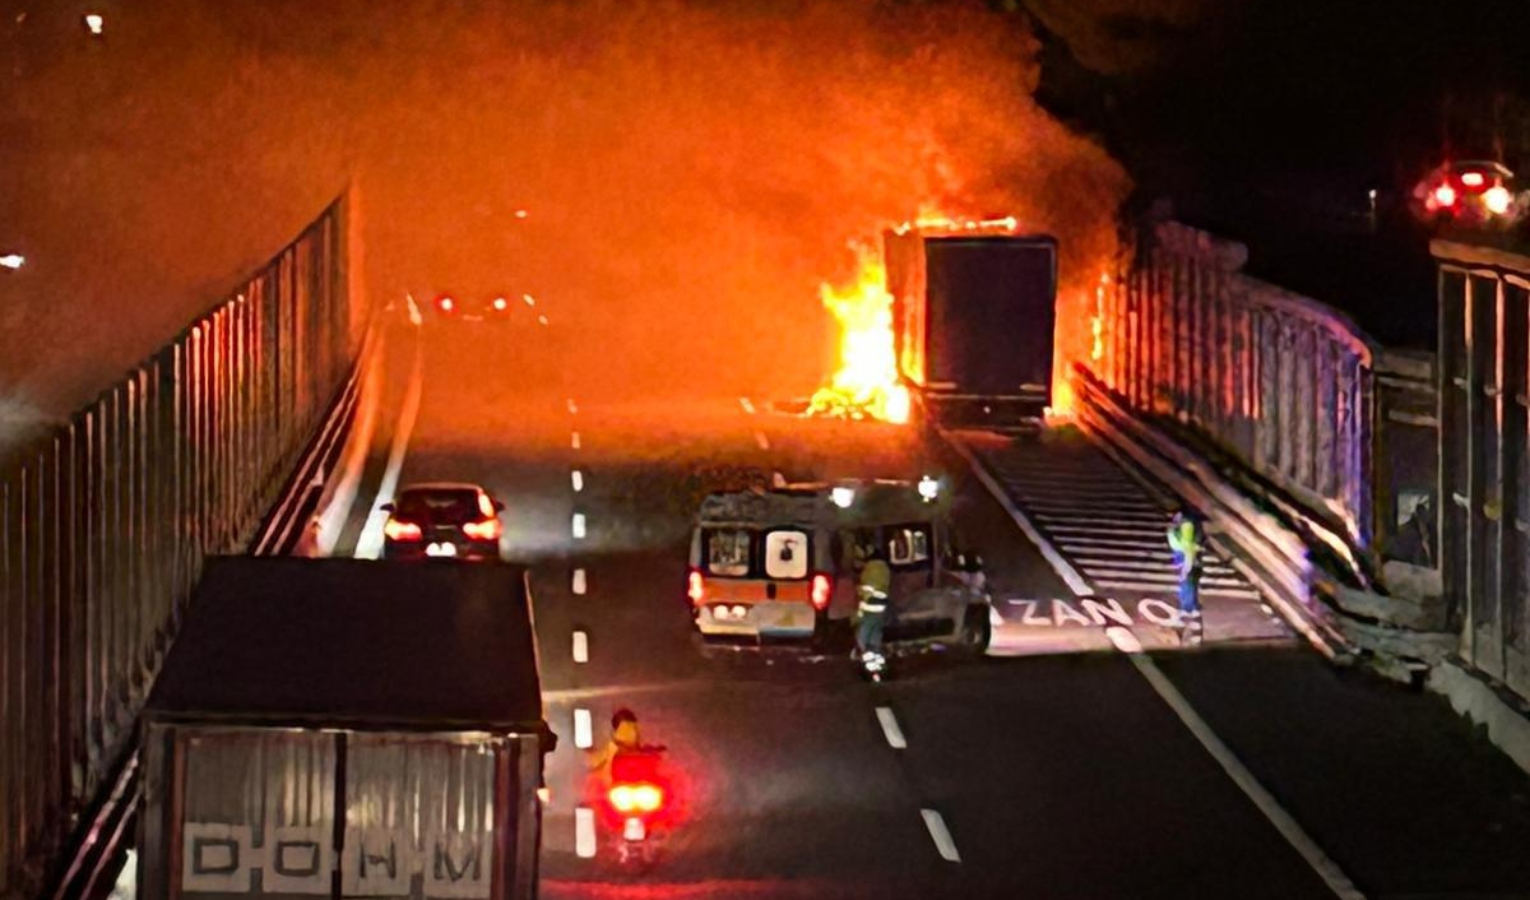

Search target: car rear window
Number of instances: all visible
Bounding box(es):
[396,489,480,523]
[705,529,752,576]
[887,524,932,568]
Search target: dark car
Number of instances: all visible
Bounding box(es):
[427,291,517,323]
[382,482,505,560]
[1412,160,1525,226]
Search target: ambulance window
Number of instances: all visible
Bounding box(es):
[706,529,752,577]
[763,530,810,580]
[888,526,931,566]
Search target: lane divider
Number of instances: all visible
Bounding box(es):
[571,470,584,492]
[567,398,579,414]
[575,807,597,859]
[572,631,589,664]
[572,568,587,595]
[875,707,907,749]
[573,709,593,749]
[755,431,770,450]
[740,396,755,414]
[920,809,961,863]
[571,431,581,450]
[572,513,587,539]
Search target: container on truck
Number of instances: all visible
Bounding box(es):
[884,228,1059,429]
[137,557,554,900]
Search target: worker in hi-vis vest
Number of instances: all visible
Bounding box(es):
[1166,508,1205,641]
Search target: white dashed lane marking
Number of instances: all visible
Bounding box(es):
[921,809,961,863]
[572,568,587,595]
[571,470,584,492]
[572,513,587,539]
[567,398,579,414]
[573,709,593,749]
[572,630,589,664]
[571,431,581,450]
[739,396,756,414]
[575,807,596,859]
[875,707,907,749]
[755,431,770,450]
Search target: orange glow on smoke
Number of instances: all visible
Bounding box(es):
[808,244,910,424]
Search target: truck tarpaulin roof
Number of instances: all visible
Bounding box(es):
[146,557,549,738]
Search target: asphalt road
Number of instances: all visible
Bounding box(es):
[334,316,1530,900]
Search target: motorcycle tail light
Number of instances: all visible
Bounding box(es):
[608,783,664,814]
[811,573,831,610]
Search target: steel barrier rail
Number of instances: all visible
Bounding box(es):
[2,194,355,899]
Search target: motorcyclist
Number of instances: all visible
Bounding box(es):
[855,541,892,666]
[587,708,648,786]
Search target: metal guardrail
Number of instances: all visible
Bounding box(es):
[1434,239,1530,702]
[1,194,356,898]
[1092,220,1384,572]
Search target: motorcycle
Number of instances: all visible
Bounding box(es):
[603,746,669,867]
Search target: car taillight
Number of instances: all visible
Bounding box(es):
[1434,183,1458,208]
[688,569,705,605]
[463,518,502,541]
[384,519,422,541]
[608,783,664,815]
[811,573,831,611]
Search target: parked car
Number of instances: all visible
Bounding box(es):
[383,482,505,560]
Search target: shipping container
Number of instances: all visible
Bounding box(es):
[884,230,1058,428]
[137,557,553,899]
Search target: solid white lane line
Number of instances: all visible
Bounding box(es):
[573,709,593,749]
[572,513,587,539]
[572,630,589,663]
[575,807,597,859]
[1118,648,1366,899]
[755,431,770,450]
[875,707,907,749]
[740,396,756,414]
[920,809,961,863]
[567,398,578,414]
[572,568,587,595]
[571,431,581,450]
[944,433,1093,596]
[1105,625,1143,654]
[354,328,426,560]
[571,469,584,492]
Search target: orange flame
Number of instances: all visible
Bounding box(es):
[807,243,910,424]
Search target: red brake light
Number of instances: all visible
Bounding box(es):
[811,573,831,611]
[1434,184,1458,208]
[463,518,502,541]
[608,783,664,814]
[688,569,705,605]
[384,519,422,542]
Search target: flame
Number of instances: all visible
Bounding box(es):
[807,243,910,424]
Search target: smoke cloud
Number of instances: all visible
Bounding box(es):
[0,0,1127,414]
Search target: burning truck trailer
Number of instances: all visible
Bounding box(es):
[883,227,1059,432]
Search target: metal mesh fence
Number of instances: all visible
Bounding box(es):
[0,195,354,896]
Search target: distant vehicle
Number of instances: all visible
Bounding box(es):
[139,557,553,899]
[383,482,505,560]
[428,291,516,323]
[884,227,1058,430]
[687,477,991,654]
[1413,160,1526,226]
